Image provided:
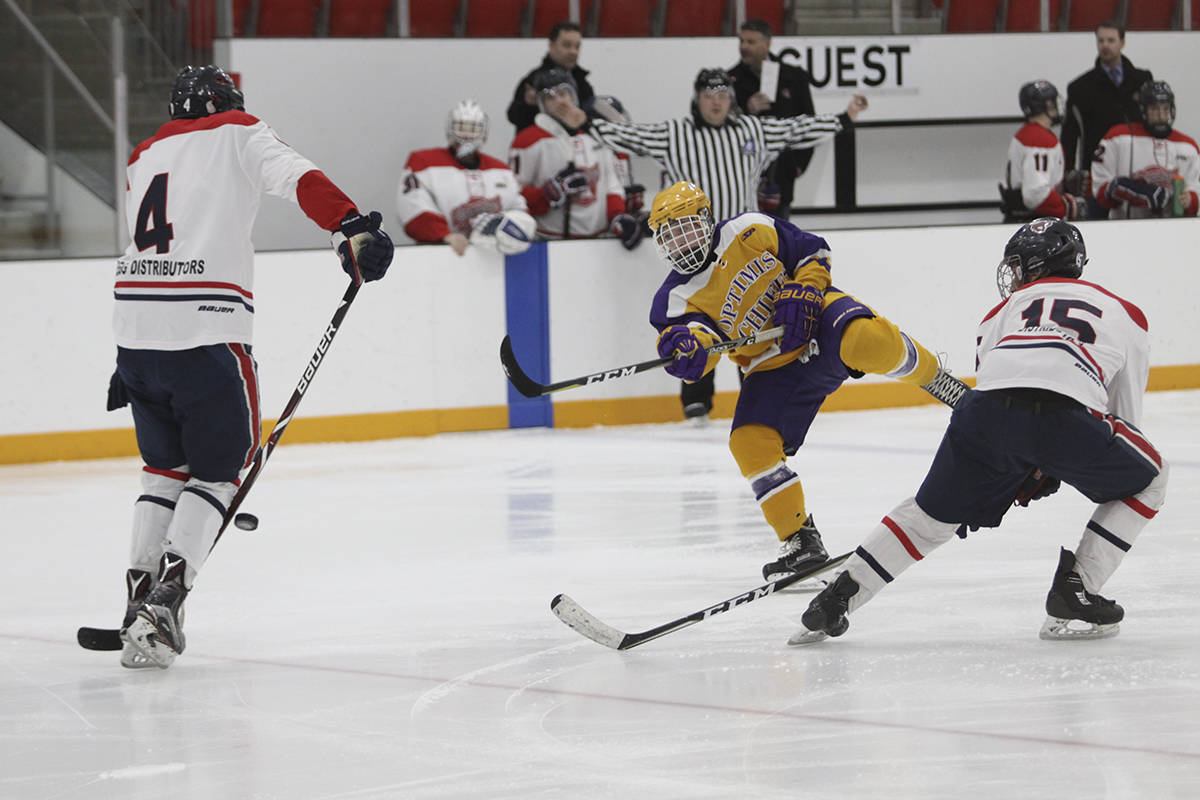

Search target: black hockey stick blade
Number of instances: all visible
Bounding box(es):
[551,551,851,650]
[77,626,123,651]
[500,326,785,399]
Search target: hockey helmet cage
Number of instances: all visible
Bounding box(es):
[169,65,244,120]
[447,99,488,157]
[1018,80,1061,123]
[1138,80,1176,138]
[996,217,1087,298]
[649,181,715,275]
[532,67,579,111]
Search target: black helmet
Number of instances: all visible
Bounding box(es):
[532,68,578,98]
[1137,80,1175,138]
[997,217,1087,298]
[1018,80,1060,123]
[169,65,244,120]
[694,68,733,94]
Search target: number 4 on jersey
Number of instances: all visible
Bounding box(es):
[134,172,174,254]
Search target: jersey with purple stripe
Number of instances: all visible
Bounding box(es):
[732,291,875,454]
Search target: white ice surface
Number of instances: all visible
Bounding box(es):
[2,392,1199,799]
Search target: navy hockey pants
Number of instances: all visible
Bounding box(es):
[116,344,260,482]
[915,388,1162,529]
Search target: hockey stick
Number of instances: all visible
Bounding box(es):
[77,279,362,652]
[500,326,785,398]
[551,551,851,650]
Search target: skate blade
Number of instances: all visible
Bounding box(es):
[786,628,829,646]
[1038,616,1120,641]
[126,617,178,669]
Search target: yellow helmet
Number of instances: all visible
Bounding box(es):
[648,182,714,275]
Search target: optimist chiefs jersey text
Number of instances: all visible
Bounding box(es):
[509,112,624,238]
[114,111,354,350]
[396,148,527,242]
[650,212,835,375]
[1091,122,1200,218]
[1004,123,1070,217]
[975,277,1150,425]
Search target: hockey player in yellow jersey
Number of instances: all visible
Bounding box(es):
[648,182,965,582]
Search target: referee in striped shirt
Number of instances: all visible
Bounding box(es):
[586,68,868,420]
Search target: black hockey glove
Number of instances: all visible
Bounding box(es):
[1108,177,1169,210]
[106,369,129,411]
[1014,469,1061,507]
[610,211,648,250]
[542,165,589,208]
[334,211,394,284]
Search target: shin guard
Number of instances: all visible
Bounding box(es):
[730,424,808,540]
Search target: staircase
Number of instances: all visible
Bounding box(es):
[0,0,183,253]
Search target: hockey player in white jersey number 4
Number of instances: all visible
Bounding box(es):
[111,66,393,669]
[793,218,1168,645]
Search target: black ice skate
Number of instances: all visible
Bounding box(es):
[1039,548,1123,641]
[119,568,154,669]
[126,553,190,669]
[789,571,860,645]
[762,515,828,584]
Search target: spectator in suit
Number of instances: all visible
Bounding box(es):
[1061,21,1153,174]
[728,18,817,218]
[507,21,596,133]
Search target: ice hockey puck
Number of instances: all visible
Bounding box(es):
[233,512,259,531]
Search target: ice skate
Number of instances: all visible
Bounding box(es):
[683,402,710,427]
[762,515,828,588]
[119,568,155,669]
[789,571,860,645]
[126,553,189,669]
[1039,548,1122,640]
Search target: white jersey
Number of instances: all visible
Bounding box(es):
[1091,122,1200,219]
[1003,122,1069,217]
[396,148,526,242]
[975,277,1150,425]
[509,113,625,238]
[114,111,356,351]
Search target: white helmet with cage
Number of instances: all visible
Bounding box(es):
[447,99,488,157]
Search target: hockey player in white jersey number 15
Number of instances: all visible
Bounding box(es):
[1000,80,1088,222]
[1091,80,1200,219]
[396,99,533,256]
[110,65,394,669]
[794,218,1167,646]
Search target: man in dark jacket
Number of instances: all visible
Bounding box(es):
[507,21,595,132]
[1061,21,1153,173]
[729,18,816,218]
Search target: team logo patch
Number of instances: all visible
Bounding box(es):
[1029,218,1054,233]
[741,139,757,155]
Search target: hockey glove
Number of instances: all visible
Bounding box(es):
[542,165,589,208]
[757,178,782,213]
[106,369,129,411]
[656,325,718,382]
[1063,193,1087,221]
[773,281,823,353]
[1063,169,1091,198]
[1107,177,1169,210]
[610,211,648,250]
[333,211,394,284]
[1014,469,1061,507]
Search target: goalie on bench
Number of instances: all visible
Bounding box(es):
[793,218,1167,645]
[647,181,966,586]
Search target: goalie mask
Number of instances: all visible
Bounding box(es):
[1137,80,1176,139]
[1018,80,1061,125]
[648,181,715,275]
[169,65,244,120]
[996,217,1087,298]
[447,99,488,158]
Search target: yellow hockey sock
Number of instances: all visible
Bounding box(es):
[729,424,809,540]
[839,315,938,385]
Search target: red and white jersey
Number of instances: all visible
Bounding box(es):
[975,277,1150,425]
[396,148,527,242]
[1091,122,1200,218]
[1003,123,1070,218]
[509,113,625,238]
[114,111,356,351]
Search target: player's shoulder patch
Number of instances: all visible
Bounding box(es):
[1015,123,1059,148]
[510,124,555,150]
